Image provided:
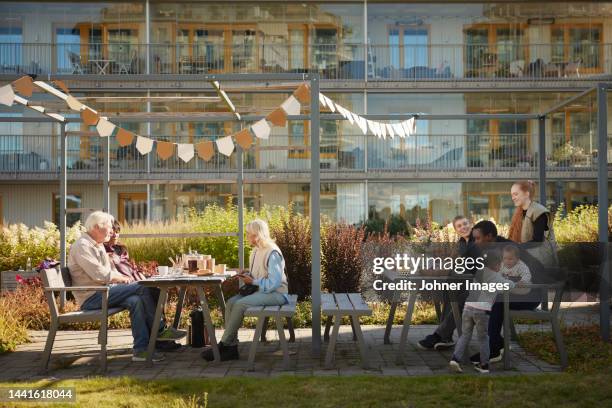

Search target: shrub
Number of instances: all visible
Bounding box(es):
[553,204,612,244]
[0,222,81,271]
[362,214,410,237]
[122,204,290,267]
[322,223,366,293]
[270,210,312,301]
[0,301,28,353]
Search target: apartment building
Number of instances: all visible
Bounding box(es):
[0,1,611,227]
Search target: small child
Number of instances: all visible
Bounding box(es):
[500,244,532,295]
[449,250,515,374]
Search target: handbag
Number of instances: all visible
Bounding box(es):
[239,283,259,296]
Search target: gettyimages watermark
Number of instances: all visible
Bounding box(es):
[359,242,610,304]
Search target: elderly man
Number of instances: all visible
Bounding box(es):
[68,211,184,362]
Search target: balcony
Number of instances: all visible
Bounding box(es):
[1,43,611,81]
[0,133,607,182]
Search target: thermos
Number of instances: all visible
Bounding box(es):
[189,307,210,347]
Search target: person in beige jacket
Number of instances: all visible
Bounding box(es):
[202,219,288,361]
[68,211,184,362]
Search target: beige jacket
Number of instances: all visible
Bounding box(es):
[67,233,122,307]
[521,201,553,243]
[248,243,288,295]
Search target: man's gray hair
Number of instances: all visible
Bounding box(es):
[84,211,114,232]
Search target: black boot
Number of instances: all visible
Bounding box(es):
[201,341,226,361]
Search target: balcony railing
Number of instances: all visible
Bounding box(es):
[0,133,606,178]
[1,43,611,80]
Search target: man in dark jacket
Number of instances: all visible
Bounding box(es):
[470,220,543,363]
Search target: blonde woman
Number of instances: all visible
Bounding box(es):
[202,219,288,361]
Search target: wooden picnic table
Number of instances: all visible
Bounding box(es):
[139,273,235,366]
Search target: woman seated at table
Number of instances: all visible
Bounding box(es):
[202,219,289,361]
[104,220,146,282]
[105,219,182,351]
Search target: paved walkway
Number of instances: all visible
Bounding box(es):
[1,303,604,381]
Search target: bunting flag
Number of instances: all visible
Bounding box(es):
[0,85,15,106]
[392,123,406,138]
[251,118,271,140]
[216,135,235,157]
[80,107,99,126]
[319,93,328,108]
[96,117,116,137]
[235,128,253,150]
[53,80,70,94]
[196,140,214,161]
[156,140,174,160]
[266,107,287,127]
[66,95,84,112]
[281,95,301,116]
[12,76,34,97]
[177,143,195,163]
[136,136,154,155]
[293,83,311,104]
[116,128,135,146]
[2,78,417,164]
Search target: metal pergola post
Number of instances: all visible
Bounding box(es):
[103,135,110,212]
[597,84,610,341]
[59,122,67,309]
[310,73,321,354]
[538,116,549,311]
[237,144,245,270]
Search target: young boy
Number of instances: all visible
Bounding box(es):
[500,244,532,295]
[449,250,515,373]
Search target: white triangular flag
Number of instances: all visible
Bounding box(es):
[408,117,417,134]
[251,119,271,140]
[380,122,387,139]
[135,136,154,155]
[177,143,195,163]
[402,117,416,136]
[355,115,368,135]
[324,95,336,112]
[386,123,395,139]
[281,95,301,116]
[216,135,235,157]
[392,123,405,138]
[319,93,327,108]
[96,118,116,137]
[335,104,347,119]
[346,109,355,125]
[0,84,15,106]
[367,120,377,135]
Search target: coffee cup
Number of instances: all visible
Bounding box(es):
[157,265,169,276]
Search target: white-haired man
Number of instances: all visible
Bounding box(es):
[68,211,184,362]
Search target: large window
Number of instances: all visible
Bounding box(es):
[388,26,428,69]
[0,25,22,73]
[551,24,602,72]
[466,119,530,168]
[118,192,147,224]
[464,25,527,77]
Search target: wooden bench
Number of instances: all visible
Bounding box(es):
[40,267,126,372]
[322,292,372,369]
[504,280,568,370]
[244,294,298,370]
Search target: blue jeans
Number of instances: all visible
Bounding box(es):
[220,292,287,346]
[81,283,161,353]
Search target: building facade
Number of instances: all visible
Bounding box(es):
[0,1,611,227]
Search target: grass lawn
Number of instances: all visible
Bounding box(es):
[0,370,610,408]
[1,324,610,408]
